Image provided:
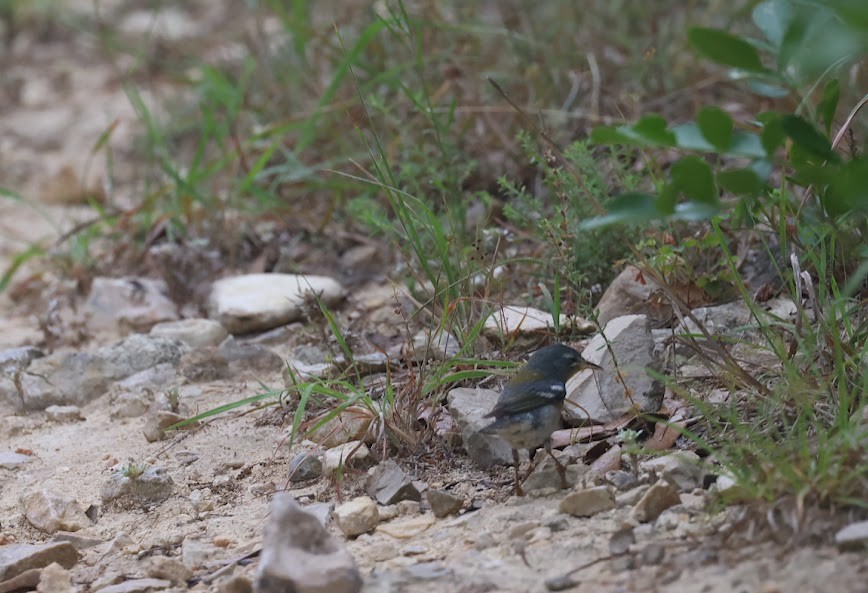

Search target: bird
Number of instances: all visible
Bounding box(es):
[480,343,601,496]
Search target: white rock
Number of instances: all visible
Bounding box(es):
[333,496,379,537]
[207,274,345,334]
[323,441,370,474]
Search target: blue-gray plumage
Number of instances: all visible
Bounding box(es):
[480,344,600,496]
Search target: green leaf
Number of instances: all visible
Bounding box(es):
[579,193,661,229]
[697,107,734,150]
[671,156,718,204]
[688,28,767,73]
[633,114,677,146]
[780,114,840,162]
[758,113,785,156]
[824,156,868,216]
[752,0,793,47]
[818,79,840,136]
[672,201,722,221]
[745,79,790,98]
[672,124,765,157]
[718,168,764,196]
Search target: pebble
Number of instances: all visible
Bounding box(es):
[333,496,379,537]
[559,486,616,518]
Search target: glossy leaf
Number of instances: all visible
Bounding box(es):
[697,107,733,150]
[718,168,764,196]
[578,193,661,229]
[780,115,840,162]
[671,156,717,204]
[688,28,767,73]
[818,79,840,136]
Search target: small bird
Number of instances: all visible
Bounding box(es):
[480,344,601,496]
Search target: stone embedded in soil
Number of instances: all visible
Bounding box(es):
[149,318,229,349]
[0,450,35,469]
[178,348,230,382]
[207,273,346,334]
[366,459,422,506]
[408,329,460,361]
[640,451,704,492]
[146,556,193,585]
[483,305,595,342]
[21,489,93,534]
[18,335,185,410]
[0,542,79,581]
[375,515,436,539]
[217,574,253,593]
[44,405,83,423]
[36,561,72,593]
[85,276,179,334]
[323,441,371,474]
[631,481,681,523]
[564,314,664,425]
[427,489,463,518]
[522,454,588,493]
[143,410,191,443]
[94,578,172,593]
[256,493,362,593]
[446,387,513,469]
[559,486,616,518]
[218,338,284,373]
[333,496,379,538]
[288,452,323,482]
[308,406,375,448]
[595,265,661,326]
[835,520,868,551]
[110,392,152,419]
[101,466,174,508]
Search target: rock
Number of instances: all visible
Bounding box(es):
[402,562,452,581]
[95,578,172,593]
[110,392,152,419]
[143,410,190,443]
[180,540,218,569]
[396,501,421,516]
[0,568,43,593]
[288,452,323,482]
[640,451,704,492]
[605,470,640,491]
[85,277,178,333]
[146,556,192,585]
[631,481,681,523]
[323,441,371,474]
[256,494,362,593]
[483,305,595,341]
[113,363,179,394]
[333,496,379,537]
[101,466,174,508]
[408,329,460,361]
[218,338,284,373]
[426,489,463,518]
[0,346,44,371]
[218,574,253,593]
[21,490,92,534]
[564,315,663,425]
[835,521,868,551]
[149,319,228,349]
[522,455,587,492]
[207,273,345,334]
[178,348,230,382]
[0,543,78,581]
[375,515,436,539]
[0,451,35,469]
[446,388,513,468]
[595,266,660,326]
[677,301,753,338]
[308,406,374,447]
[36,562,72,593]
[559,486,616,517]
[366,460,421,505]
[608,527,635,556]
[20,335,185,410]
[304,502,334,527]
[640,543,666,565]
[50,533,103,550]
[45,405,82,423]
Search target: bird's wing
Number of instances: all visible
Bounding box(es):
[485,379,567,417]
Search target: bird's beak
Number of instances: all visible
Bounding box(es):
[578,359,602,371]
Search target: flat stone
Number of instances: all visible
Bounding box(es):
[146,556,192,585]
[84,277,178,333]
[45,405,82,423]
[631,481,681,523]
[446,388,513,468]
[835,520,868,551]
[333,497,379,538]
[323,441,370,474]
[426,489,463,518]
[101,466,174,508]
[308,406,374,447]
[22,489,92,534]
[375,515,436,539]
[0,542,78,581]
[149,319,228,349]
[95,578,171,593]
[366,460,421,505]
[483,305,594,341]
[559,486,616,517]
[36,561,73,593]
[0,451,35,469]
[288,452,323,482]
[565,314,663,424]
[255,494,361,593]
[640,451,704,492]
[207,273,345,334]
